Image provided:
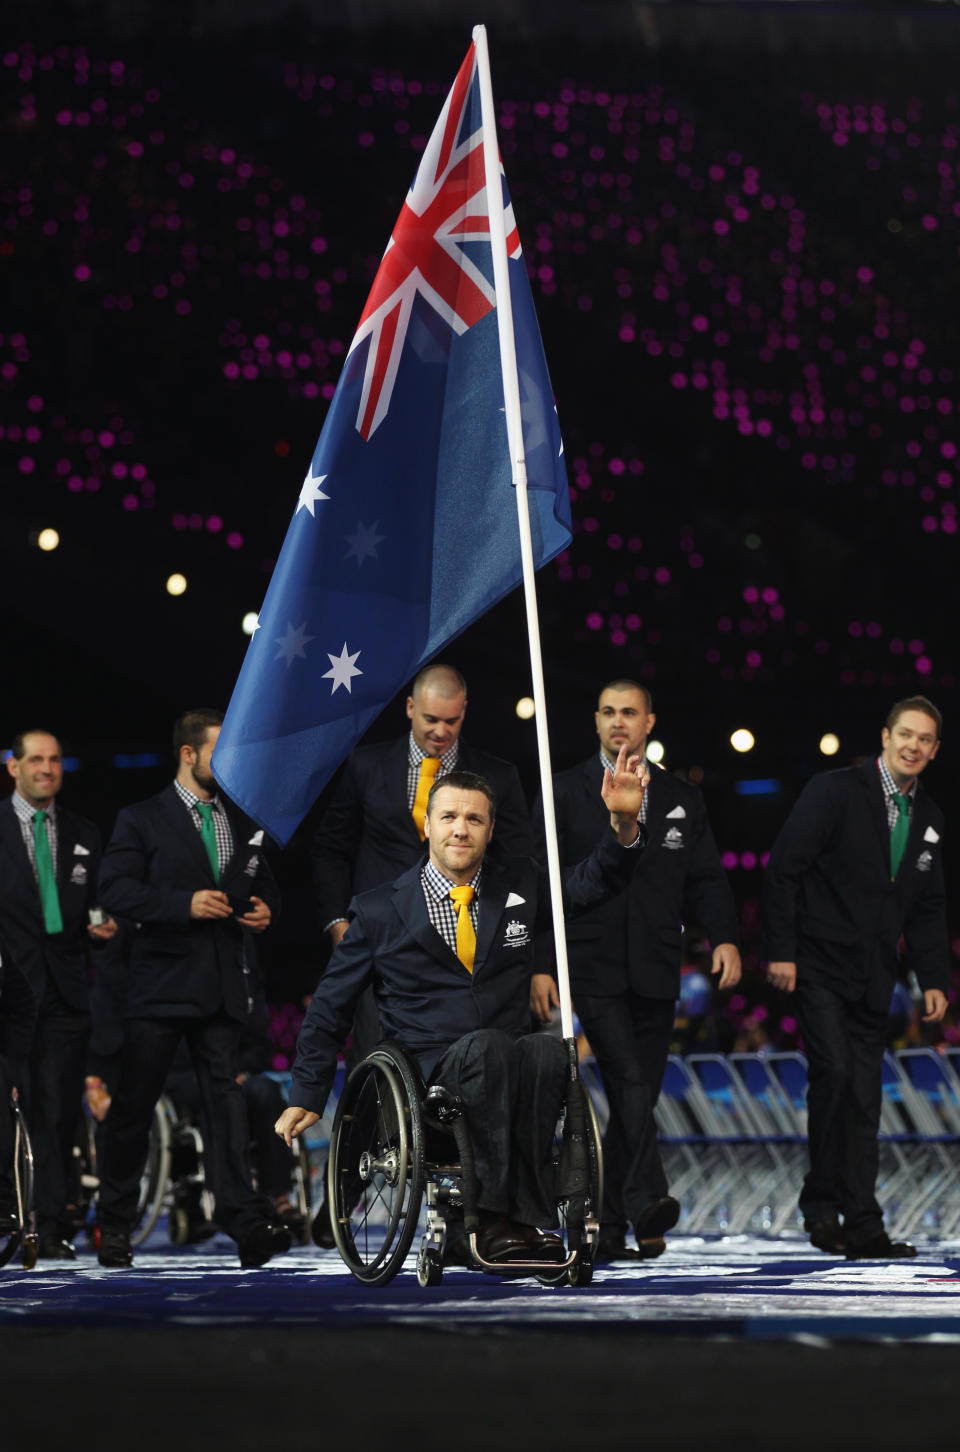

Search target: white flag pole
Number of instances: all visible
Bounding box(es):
[473,25,576,1045]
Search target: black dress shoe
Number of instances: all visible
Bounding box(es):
[597,1234,667,1263]
[310,1200,337,1250]
[634,1197,680,1239]
[475,1215,533,1263]
[845,1232,917,1260]
[807,1216,846,1254]
[38,1236,77,1261]
[238,1221,293,1268]
[98,1229,133,1268]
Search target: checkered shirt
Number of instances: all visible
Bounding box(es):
[421,858,481,955]
[11,789,58,879]
[406,733,460,811]
[876,755,916,832]
[600,749,649,830]
[173,779,234,875]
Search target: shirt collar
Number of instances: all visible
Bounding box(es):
[173,779,223,813]
[408,731,459,774]
[12,790,57,825]
[877,755,916,801]
[422,857,483,901]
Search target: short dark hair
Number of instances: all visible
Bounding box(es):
[172,708,224,761]
[426,770,496,820]
[599,679,653,712]
[411,662,467,699]
[10,729,61,760]
[886,695,942,739]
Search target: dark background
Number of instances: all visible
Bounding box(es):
[4,0,960,1035]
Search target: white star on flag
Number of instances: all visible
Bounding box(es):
[274,620,314,665]
[323,642,363,695]
[344,520,386,566]
[297,466,330,516]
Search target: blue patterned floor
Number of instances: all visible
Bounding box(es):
[3,1230,960,1340]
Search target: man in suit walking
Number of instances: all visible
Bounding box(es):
[0,729,118,1257]
[95,708,290,1269]
[763,696,948,1259]
[278,752,648,1265]
[533,680,741,1263]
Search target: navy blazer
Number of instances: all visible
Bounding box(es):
[291,832,637,1115]
[311,735,533,926]
[762,758,948,1010]
[535,757,739,1001]
[0,796,104,1012]
[98,785,279,1023]
[0,940,37,1075]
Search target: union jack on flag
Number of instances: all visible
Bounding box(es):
[214,36,571,846]
[352,46,521,439]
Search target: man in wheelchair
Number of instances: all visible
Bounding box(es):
[277,750,646,1268]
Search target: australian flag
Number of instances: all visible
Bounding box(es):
[213,39,571,845]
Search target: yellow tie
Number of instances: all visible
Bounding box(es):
[449,885,476,973]
[411,756,440,840]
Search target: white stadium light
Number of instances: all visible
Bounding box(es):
[730,728,755,754]
[166,573,188,597]
[37,528,60,552]
[646,739,665,764]
[515,696,535,720]
[242,612,260,636]
[819,732,840,757]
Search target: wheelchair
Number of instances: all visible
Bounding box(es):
[326,1041,603,1289]
[0,1090,39,1270]
[74,1090,312,1247]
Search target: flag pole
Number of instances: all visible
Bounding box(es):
[473,25,576,1046]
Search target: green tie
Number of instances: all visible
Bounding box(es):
[890,791,911,880]
[33,809,64,934]
[194,801,220,884]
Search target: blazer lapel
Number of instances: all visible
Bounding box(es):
[859,760,894,877]
[390,869,462,973]
[387,737,423,849]
[474,866,511,973]
[0,802,42,917]
[160,785,217,884]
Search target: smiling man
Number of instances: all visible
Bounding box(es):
[279,753,647,1267]
[764,695,948,1260]
[0,729,116,1259]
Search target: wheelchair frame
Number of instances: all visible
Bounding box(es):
[0,1091,38,1270]
[326,1040,602,1289]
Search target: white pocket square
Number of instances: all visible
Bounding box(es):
[505,892,526,908]
[248,830,264,846]
[665,806,686,819]
[923,826,940,843]
[73,843,90,855]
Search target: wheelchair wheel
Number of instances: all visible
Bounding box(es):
[537,1083,603,1289]
[0,1098,36,1271]
[327,1043,425,1287]
[416,1245,443,1287]
[290,1135,313,1245]
[131,1096,173,1247]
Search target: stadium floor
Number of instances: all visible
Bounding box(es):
[3,1233,959,1449]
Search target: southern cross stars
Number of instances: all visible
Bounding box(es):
[323,642,363,695]
[274,620,314,665]
[344,520,386,566]
[297,465,330,516]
